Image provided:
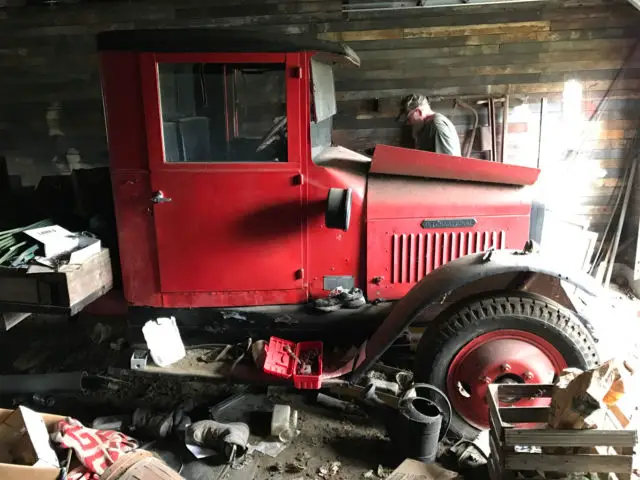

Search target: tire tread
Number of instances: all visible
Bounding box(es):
[414,292,600,439]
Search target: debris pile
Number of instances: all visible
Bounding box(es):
[0,406,180,480]
[549,358,636,430]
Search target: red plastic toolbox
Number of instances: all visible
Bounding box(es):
[293,341,323,389]
[263,336,323,389]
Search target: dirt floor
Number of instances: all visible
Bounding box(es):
[5,290,638,479]
[0,314,459,480]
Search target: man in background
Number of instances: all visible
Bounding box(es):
[396,94,461,157]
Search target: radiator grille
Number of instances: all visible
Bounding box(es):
[391,231,506,284]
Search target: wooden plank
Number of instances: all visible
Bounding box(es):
[335,60,631,82]
[336,72,542,92]
[62,249,113,305]
[551,16,640,30]
[499,406,550,424]
[504,452,633,473]
[487,453,501,480]
[488,384,508,439]
[342,27,635,51]
[542,4,636,21]
[317,9,547,34]
[174,1,336,19]
[335,79,640,101]
[504,428,638,448]
[0,277,41,304]
[489,427,506,466]
[403,21,550,39]
[499,38,636,55]
[616,447,634,480]
[318,28,404,42]
[356,44,500,61]
[354,50,635,72]
[608,405,631,429]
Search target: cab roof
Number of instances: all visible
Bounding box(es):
[96,28,360,66]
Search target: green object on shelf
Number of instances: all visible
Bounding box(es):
[10,244,39,267]
[0,241,26,266]
[0,219,53,267]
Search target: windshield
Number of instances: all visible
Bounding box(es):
[310,59,337,159]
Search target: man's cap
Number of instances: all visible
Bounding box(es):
[396,93,429,122]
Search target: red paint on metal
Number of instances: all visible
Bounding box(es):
[100,51,161,306]
[447,330,567,429]
[101,44,531,309]
[100,52,148,171]
[150,170,304,293]
[367,216,525,300]
[138,51,306,302]
[365,173,531,299]
[160,290,307,308]
[370,144,540,186]
[103,47,366,307]
[300,55,366,300]
[367,176,532,220]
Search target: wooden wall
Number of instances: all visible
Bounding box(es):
[0,0,638,233]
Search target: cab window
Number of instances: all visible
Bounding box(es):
[158,63,287,163]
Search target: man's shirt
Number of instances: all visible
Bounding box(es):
[414,113,461,157]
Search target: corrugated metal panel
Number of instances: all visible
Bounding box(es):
[391,230,506,283]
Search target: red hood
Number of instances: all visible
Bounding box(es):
[370,145,540,186]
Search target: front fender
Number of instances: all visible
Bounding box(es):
[349,249,616,382]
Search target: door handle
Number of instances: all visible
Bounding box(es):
[151,190,172,204]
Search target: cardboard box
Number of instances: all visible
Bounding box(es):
[388,459,459,480]
[0,407,64,480]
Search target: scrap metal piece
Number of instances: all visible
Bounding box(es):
[130,349,149,370]
[0,371,86,395]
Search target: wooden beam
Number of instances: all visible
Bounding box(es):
[504,428,638,448]
[504,452,633,473]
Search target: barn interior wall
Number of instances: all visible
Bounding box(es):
[0,0,638,236]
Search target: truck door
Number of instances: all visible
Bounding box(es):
[140,53,306,304]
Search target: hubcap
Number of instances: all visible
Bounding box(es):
[446,330,567,429]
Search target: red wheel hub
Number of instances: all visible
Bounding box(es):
[446,330,567,429]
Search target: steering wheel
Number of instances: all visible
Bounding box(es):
[256,116,287,152]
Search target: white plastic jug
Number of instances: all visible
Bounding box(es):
[142,316,186,367]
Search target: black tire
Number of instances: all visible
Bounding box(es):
[414,292,600,439]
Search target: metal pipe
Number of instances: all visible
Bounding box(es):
[536,98,546,169]
[0,371,86,395]
[488,98,497,161]
[501,95,509,163]
[604,152,638,287]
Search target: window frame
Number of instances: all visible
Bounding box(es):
[140,52,304,172]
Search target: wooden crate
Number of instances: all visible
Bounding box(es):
[0,248,112,315]
[488,383,637,480]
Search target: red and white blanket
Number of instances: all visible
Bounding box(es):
[51,417,138,480]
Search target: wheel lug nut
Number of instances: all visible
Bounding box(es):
[501,363,511,373]
[523,372,534,381]
[479,376,492,384]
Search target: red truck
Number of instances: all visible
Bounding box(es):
[98,29,605,438]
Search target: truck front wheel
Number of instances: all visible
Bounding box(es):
[414,292,599,439]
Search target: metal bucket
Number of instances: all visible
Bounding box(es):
[395,383,451,464]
